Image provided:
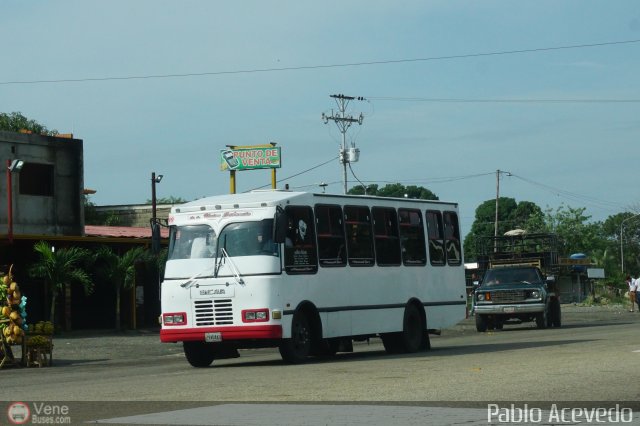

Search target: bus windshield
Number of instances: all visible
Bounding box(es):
[218,219,278,257]
[168,225,217,260]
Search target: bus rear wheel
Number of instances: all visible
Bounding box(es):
[279,313,311,364]
[381,304,425,354]
[183,341,215,368]
[401,304,425,353]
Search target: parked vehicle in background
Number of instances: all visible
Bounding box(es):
[472,231,562,332]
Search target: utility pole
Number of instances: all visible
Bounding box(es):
[322,94,364,194]
[494,169,512,251]
[494,169,500,239]
[620,213,640,275]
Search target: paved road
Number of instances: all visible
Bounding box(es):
[2,304,640,425]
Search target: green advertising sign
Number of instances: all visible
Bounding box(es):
[220,146,282,171]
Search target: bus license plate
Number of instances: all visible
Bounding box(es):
[205,332,222,342]
[503,306,515,313]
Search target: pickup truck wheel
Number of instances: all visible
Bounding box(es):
[475,314,488,332]
[551,300,562,327]
[494,319,503,330]
[536,309,547,329]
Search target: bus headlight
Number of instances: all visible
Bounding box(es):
[242,309,269,323]
[163,312,187,326]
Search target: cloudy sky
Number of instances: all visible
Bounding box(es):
[2,1,639,235]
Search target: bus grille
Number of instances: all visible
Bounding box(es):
[491,290,527,303]
[194,299,234,326]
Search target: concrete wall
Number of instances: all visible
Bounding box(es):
[0,130,84,236]
[93,204,173,228]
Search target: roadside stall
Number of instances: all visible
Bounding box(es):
[0,266,27,367]
[0,266,53,368]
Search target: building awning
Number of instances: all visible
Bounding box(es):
[85,225,169,239]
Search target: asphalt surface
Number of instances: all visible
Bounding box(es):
[2,303,640,425]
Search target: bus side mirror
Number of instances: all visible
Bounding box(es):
[273,206,287,244]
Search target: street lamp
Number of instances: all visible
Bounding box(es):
[620,213,640,275]
[6,159,24,243]
[151,172,163,221]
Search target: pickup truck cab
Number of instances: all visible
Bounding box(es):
[473,265,561,332]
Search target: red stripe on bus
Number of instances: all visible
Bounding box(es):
[160,324,283,342]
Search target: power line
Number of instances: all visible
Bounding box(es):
[245,156,338,192]
[508,173,624,211]
[2,39,639,86]
[366,97,640,104]
[355,172,495,185]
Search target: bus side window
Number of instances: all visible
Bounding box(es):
[426,210,445,266]
[315,204,347,267]
[372,207,401,266]
[399,208,426,266]
[444,211,462,265]
[284,206,318,274]
[344,205,375,266]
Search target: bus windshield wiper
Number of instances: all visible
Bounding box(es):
[220,247,245,285]
[214,234,226,278]
[180,267,213,289]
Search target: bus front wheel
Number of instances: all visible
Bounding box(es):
[183,341,215,368]
[279,313,311,364]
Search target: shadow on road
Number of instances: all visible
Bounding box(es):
[211,337,596,369]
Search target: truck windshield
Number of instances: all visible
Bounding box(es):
[168,225,217,260]
[482,267,541,286]
[218,219,278,257]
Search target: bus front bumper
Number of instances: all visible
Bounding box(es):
[160,325,283,343]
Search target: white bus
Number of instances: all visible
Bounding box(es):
[160,190,466,367]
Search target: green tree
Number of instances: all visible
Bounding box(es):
[602,212,640,281]
[0,112,58,136]
[511,201,544,230]
[348,183,438,200]
[94,246,148,330]
[464,197,521,260]
[29,241,93,328]
[543,204,604,256]
[145,196,188,204]
[348,184,379,196]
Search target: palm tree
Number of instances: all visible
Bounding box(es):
[29,241,93,329]
[94,246,148,330]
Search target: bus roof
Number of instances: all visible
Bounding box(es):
[172,190,458,214]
